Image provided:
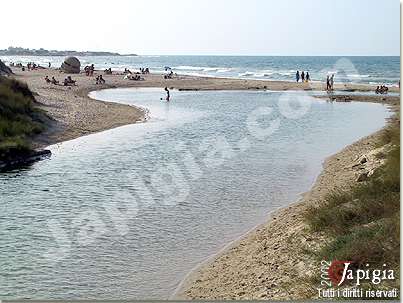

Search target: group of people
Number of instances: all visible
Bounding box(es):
[326,74,335,91]
[9,62,52,72]
[104,68,112,75]
[45,75,76,86]
[124,74,143,81]
[164,70,178,79]
[375,85,389,94]
[45,76,59,85]
[26,62,42,70]
[140,67,150,74]
[84,64,95,76]
[295,71,310,82]
[95,75,105,84]
[63,76,76,86]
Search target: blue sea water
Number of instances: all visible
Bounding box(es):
[0,88,392,299]
[0,55,400,85]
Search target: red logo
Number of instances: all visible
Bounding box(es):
[328,260,351,286]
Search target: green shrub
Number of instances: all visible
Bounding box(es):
[305,120,400,293]
[0,76,46,160]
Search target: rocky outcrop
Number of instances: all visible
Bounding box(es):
[61,56,81,73]
[0,149,51,172]
[352,145,389,182]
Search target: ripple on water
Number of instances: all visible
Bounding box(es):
[0,88,391,299]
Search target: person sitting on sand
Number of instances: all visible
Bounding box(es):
[296,71,300,82]
[51,77,59,85]
[104,68,112,75]
[124,74,143,81]
[63,76,76,86]
[164,71,174,79]
[45,76,51,83]
[96,75,106,84]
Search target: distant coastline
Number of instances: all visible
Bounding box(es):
[0,47,137,57]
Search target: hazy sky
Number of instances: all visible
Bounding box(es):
[2,0,400,55]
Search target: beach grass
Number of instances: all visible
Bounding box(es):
[305,118,400,288]
[0,76,47,160]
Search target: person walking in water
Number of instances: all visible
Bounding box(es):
[330,74,334,90]
[301,71,305,82]
[306,72,310,82]
[296,71,300,82]
[164,87,170,102]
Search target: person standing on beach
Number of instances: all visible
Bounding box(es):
[330,74,334,90]
[301,71,305,82]
[306,72,310,82]
[296,71,300,82]
[164,87,170,102]
[326,75,330,91]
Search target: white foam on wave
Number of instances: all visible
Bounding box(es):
[238,71,254,77]
[347,74,370,78]
[174,65,205,71]
[202,67,219,72]
[254,73,273,78]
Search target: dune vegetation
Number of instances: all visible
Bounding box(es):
[0,76,48,162]
[305,116,400,292]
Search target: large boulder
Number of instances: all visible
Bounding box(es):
[61,56,80,73]
[0,60,13,76]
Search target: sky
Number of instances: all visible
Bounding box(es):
[1,0,400,55]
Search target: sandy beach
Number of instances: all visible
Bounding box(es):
[174,126,395,300]
[10,67,399,299]
[12,67,398,149]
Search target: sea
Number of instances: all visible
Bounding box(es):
[0,55,400,85]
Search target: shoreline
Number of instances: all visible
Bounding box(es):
[174,124,393,300]
[10,67,398,150]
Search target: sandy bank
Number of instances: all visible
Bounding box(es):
[174,125,394,300]
[12,68,147,149]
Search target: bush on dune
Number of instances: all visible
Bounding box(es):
[305,119,400,290]
[0,76,47,160]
